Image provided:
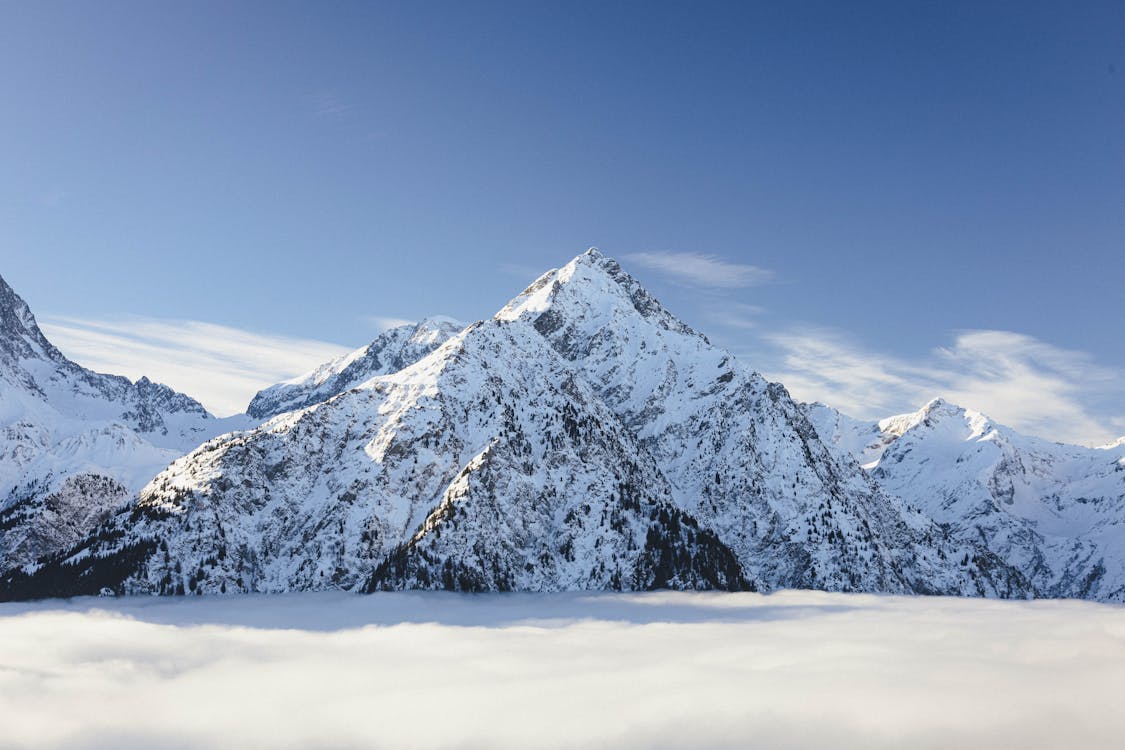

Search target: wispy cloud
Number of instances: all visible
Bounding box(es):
[40,316,351,417]
[623,252,774,289]
[364,316,415,332]
[750,326,1125,446]
[41,187,68,206]
[702,301,766,331]
[311,90,352,118]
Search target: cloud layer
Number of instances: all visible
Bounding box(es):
[623,252,775,288]
[41,316,351,417]
[752,326,1125,445]
[1,591,1122,750]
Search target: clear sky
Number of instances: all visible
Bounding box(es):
[1,1,1122,442]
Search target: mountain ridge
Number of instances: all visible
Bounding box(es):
[804,399,1125,600]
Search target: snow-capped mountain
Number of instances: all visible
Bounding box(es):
[0,274,250,570]
[247,317,463,420]
[0,251,1026,599]
[805,398,1125,601]
[2,316,746,598]
[495,251,1024,595]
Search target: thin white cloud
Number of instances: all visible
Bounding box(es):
[702,301,767,331]
[41,187,67,206]
[311,90,352,118]
[623,252,775,289]
[750,326,1125,446]
[40,316,351,417]
[365,316,415,332]
[1,591,1123,750]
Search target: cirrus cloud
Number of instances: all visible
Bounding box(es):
[748,326,1125,446]
[623,252,775,289]
[40,315,352,417]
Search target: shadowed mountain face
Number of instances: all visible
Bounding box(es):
[0,252,1032,600]
[0,275,250,571]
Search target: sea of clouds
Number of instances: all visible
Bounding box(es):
[1,590,1123,749]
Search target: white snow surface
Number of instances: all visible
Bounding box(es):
[0,590,1122,750]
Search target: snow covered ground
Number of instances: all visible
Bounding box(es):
[1,591,1123,749]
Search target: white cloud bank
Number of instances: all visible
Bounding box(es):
[40,316,351,417]
[623,252,775,288]
[0,591,1122,750]
[751,326,1125,446]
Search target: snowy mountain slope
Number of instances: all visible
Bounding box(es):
[0,316,748,598]
[805,399,1125,601]
[246,317,463,420]
[0,274,252,569]
[496,250,1026,596]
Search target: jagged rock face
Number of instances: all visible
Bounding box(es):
[0,276,212,446]
[0,252,1029,600]
[0,274,249,570]
[0,473,129,570]
[247,318,463,420]
[805,398,1125,601]
[3,318,748,598]
[497,250,1023,596]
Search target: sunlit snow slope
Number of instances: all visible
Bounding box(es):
[806,398,1125,600]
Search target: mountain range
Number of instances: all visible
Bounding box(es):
[804,398,1125,599]
[0,251,1121,601]
[0,275,251,572]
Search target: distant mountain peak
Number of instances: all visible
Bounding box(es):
[922,396,949,411]
[0,274,67,373]
[877,397,996,440]
[246,316,465,420]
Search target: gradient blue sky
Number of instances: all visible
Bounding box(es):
[2,1,1122,441]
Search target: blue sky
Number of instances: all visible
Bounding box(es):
[2,1,1122,441]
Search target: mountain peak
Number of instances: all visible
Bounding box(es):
[0,274,68,374]
[918,397,968,419]
[246,316,464,420]
[878,397,997,441]
[497,249,699,341]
